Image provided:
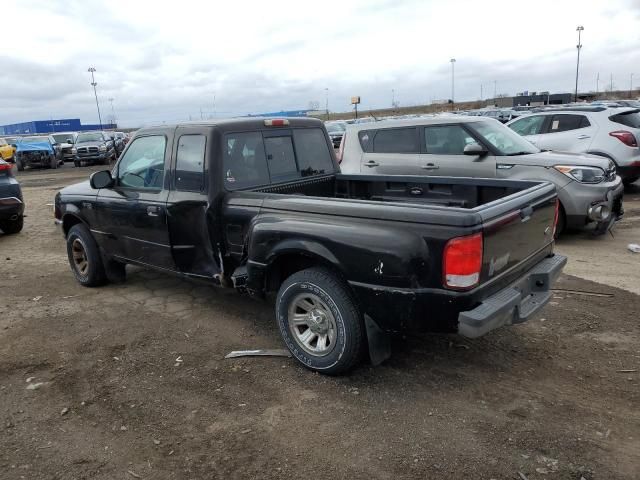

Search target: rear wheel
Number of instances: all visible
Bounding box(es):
[50,154,58,169]
[66,224,107,287]
[275,267,365,375]
[0,216,23,234]
[16,158,24,171]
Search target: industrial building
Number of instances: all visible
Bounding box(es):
[0,118,117,135]
[493,92,573,108]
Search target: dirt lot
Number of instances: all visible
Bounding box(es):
[1,165,639,479]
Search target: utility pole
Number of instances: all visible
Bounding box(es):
[480,84,483,101]
[212,93,216,119]
[325,88,329,120]
[108,97,116,126]
[391,88,395,108]
[450,58,456,106]
[610,73,613,93]
[494,80,497,104]
[631,74,634,98]
[574,26,584,102]
[596,72,600,98]
[87,67,103,130]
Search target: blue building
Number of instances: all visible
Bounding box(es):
[247,110,312,118]
[0,118,117,135]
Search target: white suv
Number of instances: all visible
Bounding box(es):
[506,106,640,184]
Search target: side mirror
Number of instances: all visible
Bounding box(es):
[90,170,114,189]
[463,143,488,156]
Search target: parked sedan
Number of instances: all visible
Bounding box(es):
[72,131,117,167]
[0,137,16,163]
[507,106,640,185]
[0,158,24,234]
[339,116,623,235]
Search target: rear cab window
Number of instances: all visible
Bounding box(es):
[223,127,334,190]
[175,135,206,192]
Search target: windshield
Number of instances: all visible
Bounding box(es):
[469,120,539,155]
[610,110,640,128]
[21,136,48,143]
[325,123,346,133]
[52,134,72,143]
[76,133,104,143]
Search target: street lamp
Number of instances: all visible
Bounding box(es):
[631,73,635,98]
[108,97,116,126]
[574,26,584,102]
[87,67,103,130]
[325,88,329,120]
[450,58,456,105]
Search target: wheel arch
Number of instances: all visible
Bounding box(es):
[62,213,87,237]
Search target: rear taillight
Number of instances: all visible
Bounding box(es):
[0,162,12,173]
[552,199,560,238]
[443,232,483,290]
[336,133,346,164]
[609,130,638,147]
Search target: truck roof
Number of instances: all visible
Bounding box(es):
[138,117,323,133]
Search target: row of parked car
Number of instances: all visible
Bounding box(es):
[329,101,639,236]
[0,130,130,170]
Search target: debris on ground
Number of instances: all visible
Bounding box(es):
[60,407,69,416]
[225,349,291,359]
[126,470,141,478]
[32,296,42,301]
[26,382,47,390]
[628,243,640,253]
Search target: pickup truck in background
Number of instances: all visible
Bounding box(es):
[55,118,566,374]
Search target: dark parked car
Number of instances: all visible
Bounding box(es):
[72,131,117,167]
[0,158,24,234]
[14,136,61,171]
[55,118,565,374]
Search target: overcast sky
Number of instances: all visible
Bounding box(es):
[1,0,639,127]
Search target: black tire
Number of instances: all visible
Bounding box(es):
[16,158,24,171]
[66,224,107,287]
[50,155,58,169]
[276,267,365,375]
[0,216,24,234]
[622,176,639,186]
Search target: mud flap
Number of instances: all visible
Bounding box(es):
[364,314,391,366]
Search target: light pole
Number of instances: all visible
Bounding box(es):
[574,26,584,102]
[631,74,635,98]
[450,58,456,106]
[87,67,103,130]
[108,97,116,126]
[391,88,395,108]
[325,88,329,120]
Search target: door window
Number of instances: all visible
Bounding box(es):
[424,125,476,154]
[223,132,270,190]
[117,135,166,189]
[175,134,206,192]
[508,115,546,136]
[548,114,590,133]
[372,128,418,153]
[292,128,334,176]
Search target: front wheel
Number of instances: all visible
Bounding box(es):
[66,224,107,287]
[16,158,24,171]
[50,155,58,169]
[276,267,365,375]
[622,176,639,186]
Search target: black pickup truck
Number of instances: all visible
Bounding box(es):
[55,118,566,374]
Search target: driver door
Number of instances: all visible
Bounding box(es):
[94,130,175,269]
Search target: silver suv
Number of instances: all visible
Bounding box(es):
[338,116,624,235]
[506,106,640,185]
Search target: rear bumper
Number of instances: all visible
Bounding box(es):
[0,196,25,220]
[458,254,567,338]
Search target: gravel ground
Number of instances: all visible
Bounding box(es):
[1,165,639,479]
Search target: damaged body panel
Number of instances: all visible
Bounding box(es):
[55,118,565,372]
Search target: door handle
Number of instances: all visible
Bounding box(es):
[421,163,440,170]
[147,205,160,217]
[577,134,590,139]
[364,161,380,167]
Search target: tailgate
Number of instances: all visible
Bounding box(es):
[479,183,557,284]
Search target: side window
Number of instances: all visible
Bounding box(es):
[264,136,297,181]
[358,130,373,152]
[549,114,589,133]
[292,128,334,177]
[509,115,546,136]
[223,132,270,190]
[175,134,206,192]
[424,125,476,155]
[372,128,418,153]
[117,135,166,190]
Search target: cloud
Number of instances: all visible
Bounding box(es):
[0,0,638,127]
